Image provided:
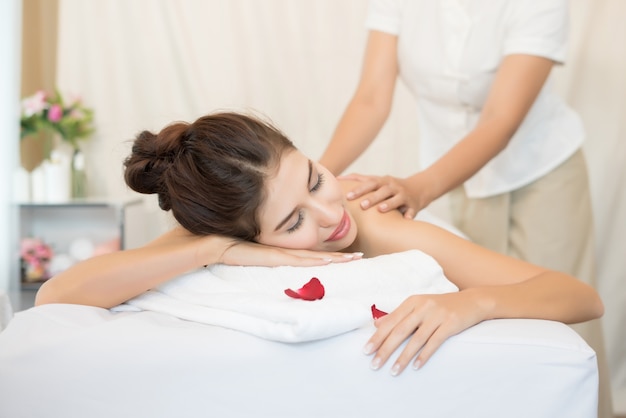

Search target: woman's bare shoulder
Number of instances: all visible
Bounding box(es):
[344,191,545,288]
[340,179,470,255]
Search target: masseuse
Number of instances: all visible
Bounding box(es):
[320,0,596,296]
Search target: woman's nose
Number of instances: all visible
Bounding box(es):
[311,200,342,228]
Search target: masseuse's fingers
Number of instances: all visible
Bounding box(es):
[341,174,419,217]
[341,174,400,210]
[338,173,383,202]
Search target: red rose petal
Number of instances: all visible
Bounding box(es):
[284,277,325,301]
[371,304,388,319]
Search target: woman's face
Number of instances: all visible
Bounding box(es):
[256,149,357,252]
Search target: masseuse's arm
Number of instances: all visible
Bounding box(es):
[319,30,398,175]
[35,227,356,309]
[346,191,604,374]
[345,53,556,218]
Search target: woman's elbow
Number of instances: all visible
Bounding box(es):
[575,286,605,323]
[590,294,605,320]
[33,279,59,306]
[34,276,75,306]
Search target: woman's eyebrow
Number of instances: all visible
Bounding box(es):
[274,159,313,231]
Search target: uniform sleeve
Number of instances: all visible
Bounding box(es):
[504,0,569,64]
[364,0,404,35]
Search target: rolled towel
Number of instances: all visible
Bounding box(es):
[113,250,458,342]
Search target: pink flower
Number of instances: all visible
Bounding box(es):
[47,104,63,122]
[69,108,84,119]
[21,90,48,117]
[20,237,54,281]
[371,304,388,319]
[284,277,325,301]
[20,238,42,257]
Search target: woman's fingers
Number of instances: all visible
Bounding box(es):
[221,242,363,267]
[410,324,454,370]
[364,294,476,376]
[364,302,417,365]
[282,249,363,266]
[391,321,451,375]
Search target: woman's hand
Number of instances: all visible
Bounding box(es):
[218,239,363,267]
[363,291,489,376]
[339,173,432,219]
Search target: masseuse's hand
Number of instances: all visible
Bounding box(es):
[219,239,363,267]
[339,173,430,219]
[363,291,487,376]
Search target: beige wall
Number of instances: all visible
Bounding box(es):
[20,0,58,171]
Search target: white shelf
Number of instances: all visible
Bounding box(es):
[17,197,142,290]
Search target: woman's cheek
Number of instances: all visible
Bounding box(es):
[272,228,320,251]
[299,226,323,251]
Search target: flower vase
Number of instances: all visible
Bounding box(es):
[42,149,72,202]
[71,148,87,198]
[13,165,31,202]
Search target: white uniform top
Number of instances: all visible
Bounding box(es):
[366,0,584,198]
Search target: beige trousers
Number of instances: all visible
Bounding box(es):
[450,149,613,418]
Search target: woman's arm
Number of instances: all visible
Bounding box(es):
[35,227,230,308]
[35,227,359,309]
[346,187,604,374]
[318,30,398,175]
[344,54,556,218]
[406,54,555,205]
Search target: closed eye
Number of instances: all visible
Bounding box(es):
[284,163,324,234]
[287,210,304,233]
[310,172,325,192]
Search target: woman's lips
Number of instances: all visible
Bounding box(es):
[325,210,350,242]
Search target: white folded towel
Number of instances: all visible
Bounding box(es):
[113,250,458,342]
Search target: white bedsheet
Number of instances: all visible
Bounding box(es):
[0,304,598,418]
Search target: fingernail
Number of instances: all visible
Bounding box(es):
[412,360,422,370]
[363,342,374,355]
[390,363,401,376]
[379,203,388,210]
[353,252,364,258]
[323,257,333,263]
[370,357,381,370]
[361,200,370,209]
[343,253,355,259]
[346,192,355,199]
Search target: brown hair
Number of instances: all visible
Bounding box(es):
[123,112,296,240]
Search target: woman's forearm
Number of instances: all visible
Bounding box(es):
[466,271,604,325]
[409,55,556,203]
[412,118,514,202]
[320,30,398,175]
[320,98,389,175]
[35,231,228,309]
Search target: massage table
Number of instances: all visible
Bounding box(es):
[0,248,599,418]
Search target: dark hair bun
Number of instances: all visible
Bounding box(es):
[124,123,189,210]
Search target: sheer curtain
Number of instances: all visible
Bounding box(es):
[552,0,626,411]
[56,0,626,410]
[1,0,21,295]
